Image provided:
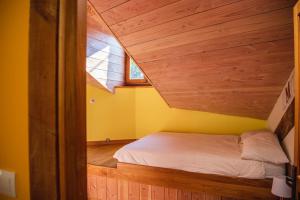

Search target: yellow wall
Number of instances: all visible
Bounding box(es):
[87,85,266,141]
[87,85,136,141]
[135,87,267,138]
[0,0,30,200]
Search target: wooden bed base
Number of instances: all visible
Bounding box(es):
[87,163,276,200]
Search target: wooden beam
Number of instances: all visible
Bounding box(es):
[29,0,59,198]
[58,0,87,199]
[29,0,87,199]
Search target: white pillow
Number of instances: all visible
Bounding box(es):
[240,130,269,142]
[240,131,289,164]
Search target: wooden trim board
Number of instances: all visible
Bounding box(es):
[293,1,300,198]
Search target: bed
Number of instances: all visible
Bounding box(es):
[88,132,288,199]
[114,132,285,179]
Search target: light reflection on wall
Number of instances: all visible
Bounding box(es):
[86,46,111,90]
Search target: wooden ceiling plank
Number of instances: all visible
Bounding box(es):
[140,39,293,92]
[166,91,281,119]
[134,24,293,63]
[111,0,295,37]
[87,11,114,35]
[144,60,293,92]
[89,0,129,13]
[127,8,292,55]
[101,0,181,25]
[92,0,294,119]
[110,0,240,36]
[120,5,293,47]
[160,86,285,94]
[140,39,293,69]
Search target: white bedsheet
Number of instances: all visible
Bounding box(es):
[114,132,285,179]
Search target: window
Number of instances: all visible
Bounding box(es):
[129,59,144,80]
[125,55,149,85]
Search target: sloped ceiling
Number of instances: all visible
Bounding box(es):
[89,0,295,119]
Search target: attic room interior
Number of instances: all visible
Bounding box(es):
[0,0,300,200]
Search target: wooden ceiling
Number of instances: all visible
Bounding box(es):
[89,0,295,119]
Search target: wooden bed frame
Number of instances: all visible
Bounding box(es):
[88,162,276,200]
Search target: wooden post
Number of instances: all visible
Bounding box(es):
[29,0,87,199]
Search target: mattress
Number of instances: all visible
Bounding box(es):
[114,132,285,179]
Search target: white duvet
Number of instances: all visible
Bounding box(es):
[114,132,284,179]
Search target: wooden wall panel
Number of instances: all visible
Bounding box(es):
[178,191,192,200]
[140,184,151,200]
[129,182,140,200]
[165,188,178,200]
[118,179,129,200]
[86,1,125,92]
[97,175,107,200]
[87,175,98,200]
[90,0,296,119]
[107,177,118,200]
[151,186,165,200]
[87,165,244,200]
[191,192,205,200]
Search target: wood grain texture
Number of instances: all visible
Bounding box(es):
[29,0,87,199]
[140,184,151,200]
[129,181,140,200]
[29,0,59,199]
[58,0,87,199]
[90,0,296,119]
[293,2,300,196]
[165,188,178,200]
[107,177,118,200]
[87,164,274,200]
[293,1,300,172]
[87,1,125,92]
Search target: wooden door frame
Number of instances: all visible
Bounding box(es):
[28,0,87,199]
[294,1,300,198]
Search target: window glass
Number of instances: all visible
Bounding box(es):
[129,58,144,80]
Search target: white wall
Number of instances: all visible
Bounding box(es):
[267,69,295,163]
